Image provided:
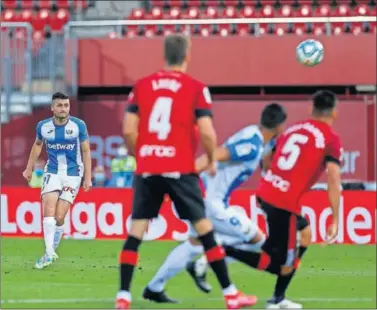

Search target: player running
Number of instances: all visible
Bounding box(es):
[116,34,257,310]
[23,92,92,269]
[142,103,287,303]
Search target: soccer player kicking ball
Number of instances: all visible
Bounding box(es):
[23,92,92,269]
[116,34,256,310]
[193,90,341,309]
[142,103,288,303]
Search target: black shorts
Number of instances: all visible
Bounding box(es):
[132,173,206,223]
[257,197,305,267]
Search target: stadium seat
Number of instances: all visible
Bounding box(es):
[203,6,219,18]
[33,9,50,31]
[167,7,182,19]
[3,0,17,9]
[20,0,35,9]
[38,0,54,9]
[55,0,70,9]
[50,9,70,31]
[2,9,18,23]
[19,9,34,24]
[221,6,238,18]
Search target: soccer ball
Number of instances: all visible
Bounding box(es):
[296,39,324,67]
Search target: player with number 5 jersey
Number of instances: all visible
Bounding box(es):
[254,90,343,309]
[116,34,257,310]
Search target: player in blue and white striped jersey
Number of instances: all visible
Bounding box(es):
[143,104,287,304]
[23,92,92,269]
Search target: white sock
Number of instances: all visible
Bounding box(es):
[222,284,238,296]
[148,240,203,292]
[43,217,56,256]
[116,290,131,302]
[53,225,65,251]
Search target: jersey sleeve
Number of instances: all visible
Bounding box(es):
[325,134,343,165]
[226,135,262,162]
[195,84,213,119]
[36,121,43,141]
[78,120,89,142]
[125,86,138,114]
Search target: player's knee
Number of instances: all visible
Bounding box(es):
[192,218,213,236]
[300,226,312,247]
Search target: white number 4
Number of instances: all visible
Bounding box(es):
[149,97,173,140]
[277,133,309,170]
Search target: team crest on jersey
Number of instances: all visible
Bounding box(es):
[65,129,73,135]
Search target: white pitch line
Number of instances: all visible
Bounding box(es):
[1,297,375,304]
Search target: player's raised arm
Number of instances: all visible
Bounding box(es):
[123,90,139,155]
[23,122,44,182]
[79,120,92,192]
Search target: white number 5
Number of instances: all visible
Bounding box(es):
[149,97,173,140]
[277,133,309,170]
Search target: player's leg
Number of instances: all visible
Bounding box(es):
[53,176,82,253]
[187,206,266,293]
[35,174,61,269]
[168,174,257,309]
[267,216,311,309]
[144,236,204,303]
[116,175,165,310]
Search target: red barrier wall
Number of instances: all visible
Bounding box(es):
[2,100,373,186]
[77,36,376,87]
[1,187,375,244]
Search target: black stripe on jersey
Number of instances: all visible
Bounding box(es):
[195,109,213,119]
[126,104,139,114]
[325,156,340,165]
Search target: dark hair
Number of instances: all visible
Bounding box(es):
[260,103,287,129]
[312,90,337,114]
[164,34,189,66]
[52,92,69,101]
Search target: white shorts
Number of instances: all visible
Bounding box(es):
[190,199,259,246]
[41,173,82,204]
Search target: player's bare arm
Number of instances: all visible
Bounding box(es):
[23,138,43,182]
[123,112,139,156]
[197,116,217,175]
[81,139,92,192]
[195,147,230,173]
[326,161,341,243]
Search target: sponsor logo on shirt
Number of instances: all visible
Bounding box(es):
[47,143,76,151]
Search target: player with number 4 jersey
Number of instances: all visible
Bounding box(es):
[252,90,343,309]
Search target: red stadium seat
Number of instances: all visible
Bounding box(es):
[129,8,145,20]
[19,9,34,24]
[278,5,293,17]
[150,0,167,7]
[183,7,200,19]
[33,9,50,31]
[260,5,274,17]
[239,6,255,18]
[167,7,182,19]
[3,0,17,9]
[2,9,18,23]
[38,0,54,9]
[50,9,70,31]
[274,24,291,36]
[148,6,164,19]
[20,0,35,9]
[221,6,238,18]
[55,0,70,9]
[202,6,218,18]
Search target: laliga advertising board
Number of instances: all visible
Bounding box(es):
[1,187,375,245]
